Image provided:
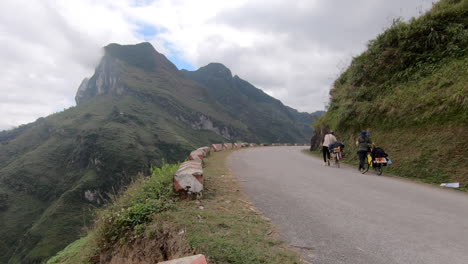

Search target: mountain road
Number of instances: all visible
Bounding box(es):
[227,146,468,264]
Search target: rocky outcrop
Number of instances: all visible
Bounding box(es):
[310,125,329,151]
[75,55,125,104]
[176,113,233,140]
[75,78,89,103]
[75,42,179,105]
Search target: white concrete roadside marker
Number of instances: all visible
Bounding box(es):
[223,143,233,150]
[198,146,210,156]
[189,150,204,161]
[158,254,208,264]
[211,144,223,152]
[174,160,203,198]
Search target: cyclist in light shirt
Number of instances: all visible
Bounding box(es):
[322,131,337,165]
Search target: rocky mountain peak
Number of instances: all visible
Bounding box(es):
[75,42,179,105]
[195,63,233,79]
[104,42,178,72]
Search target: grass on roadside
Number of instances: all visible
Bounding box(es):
[46,236,95,264]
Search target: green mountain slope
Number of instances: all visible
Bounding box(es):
[182,63,318,142]
[312,0,468,185]
[0,42,314,263]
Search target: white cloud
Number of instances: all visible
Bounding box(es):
[0,0,434,130]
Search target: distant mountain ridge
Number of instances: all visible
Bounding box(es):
[182,63,317,142]
[0,42,319,263]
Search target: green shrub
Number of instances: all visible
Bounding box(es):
[94,163,178,249]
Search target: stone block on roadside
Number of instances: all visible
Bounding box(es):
[189,150,204,161]
[198,146,210,156]
[211,144,223,152]
[223,143,233,150]
[158,254,207,264]
[174,160,203,198]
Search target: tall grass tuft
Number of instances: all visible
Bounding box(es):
[94,163,179,250]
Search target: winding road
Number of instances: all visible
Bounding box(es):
[227,146,468,264]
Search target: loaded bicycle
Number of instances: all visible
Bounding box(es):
[328,142,345,168]
[361,146,391,175]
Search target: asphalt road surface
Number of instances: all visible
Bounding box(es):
[227,146,468,264]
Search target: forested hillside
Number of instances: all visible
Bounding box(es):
[312,0,467,186]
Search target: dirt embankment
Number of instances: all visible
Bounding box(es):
[98,222,193,264]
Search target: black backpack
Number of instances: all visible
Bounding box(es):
[374,147,388,157]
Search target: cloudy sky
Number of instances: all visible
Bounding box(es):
[0,0,434,131]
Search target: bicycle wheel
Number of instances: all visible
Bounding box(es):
[335,155,340,168]
[377,164,383,175]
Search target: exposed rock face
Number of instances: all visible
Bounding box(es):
[75,42,179,105]
[191,114,232,139]
[84,190,102,204]
[75,55,125,104]
[75,78,89,102]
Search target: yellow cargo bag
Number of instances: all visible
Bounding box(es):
[367,154,373,167]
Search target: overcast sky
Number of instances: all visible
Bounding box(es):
[0,0,434,131]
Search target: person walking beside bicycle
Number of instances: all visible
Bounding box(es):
[356,131,372,172]
[322,130,337,165]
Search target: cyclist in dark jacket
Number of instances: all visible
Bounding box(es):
[356,131,372,171]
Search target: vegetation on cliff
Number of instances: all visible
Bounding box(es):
[313,0,468,186]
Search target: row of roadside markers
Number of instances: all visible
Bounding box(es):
[173,143,253,199]
[168,142,307,264]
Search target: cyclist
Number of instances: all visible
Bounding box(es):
[356,131,372,172]
[322,130,337,165]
